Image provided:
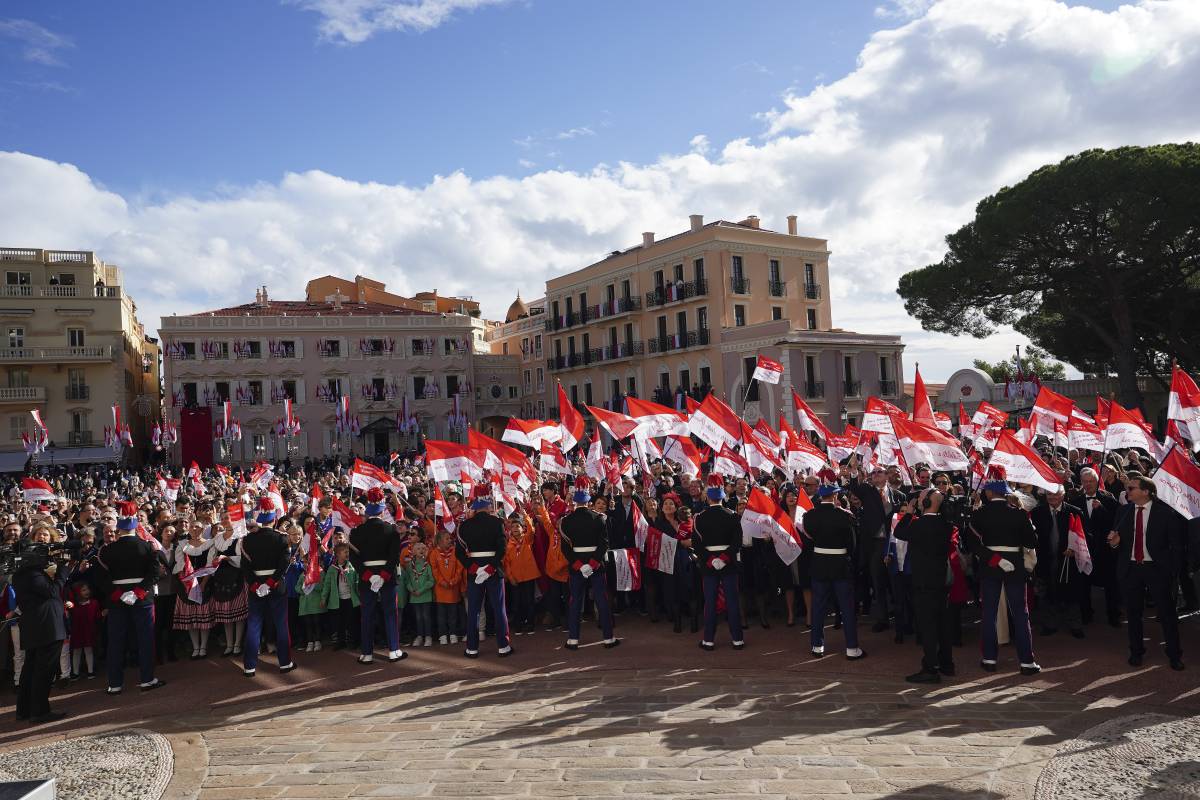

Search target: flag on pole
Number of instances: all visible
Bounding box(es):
[1104,402,1160,453]
[625,397,690,438]
[1067,513,1093,575]
[741,488,804,565]
[911,366,936,427]
[891,417,969,471]
[751,355,783,385]
[862,396,908,433]
[538,439,572,476]
[585,404,641,441]
[1067,416,1106,452]
[791,389,832,441]
[424,440,485,483]
[971,401,1008,431]
[351,458,403,493]
[611,548,642,592]
[556,383,585,453]
[1167,365,1200,450]
[501,418,563,448]
[226,501,248,538]
[20,478,56,503]
[712,445,752,479]
[1031,386,1074,424]
[661,435,701,478]
[688,393,744,452]
[1155,444,1200,520]
[786,433,829,475]
[987,430,1063,493]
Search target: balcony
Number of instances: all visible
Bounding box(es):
[804,283,822,300]
[65,385,90,401]
[646,328,711,355]
[68,430,92,445]
[545,340,644,372]
[0,285,123,299]
[0,386,46,403]
[730,276,751,295]
[804,381,825,400]
[880,379,898,397]
[545,296,646,332]
[843,380,862,398]
[0,346,113,363]
[768,280,786,298]
[645,279,708,309]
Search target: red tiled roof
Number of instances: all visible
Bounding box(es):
[185,300,437,318]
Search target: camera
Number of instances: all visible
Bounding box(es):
[0,540,80,575]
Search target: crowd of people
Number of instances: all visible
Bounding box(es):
[1,436,1197,726]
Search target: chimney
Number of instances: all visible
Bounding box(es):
[744,215,760,229]
[642,232,655,247]
[787,215,798,236]
[689,214,704,232]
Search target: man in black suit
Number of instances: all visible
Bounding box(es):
[1031,492,1087,639]
[849,463,903,633]
[606,477,642,613]
[894,488,956,683]
[1068,468,1120,626]
[1106,476,1186,671]
[12,550,68,723]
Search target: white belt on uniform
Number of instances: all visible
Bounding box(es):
[705,545,729,552]
[363,560,387,566]
[253,569,275,576]
[990,546,1021,553]
[813,547,848,555]
[112,577,142,585]
[468,551,497,557]
[574,546,598,553]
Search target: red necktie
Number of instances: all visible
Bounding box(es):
[1134,506,1145,563]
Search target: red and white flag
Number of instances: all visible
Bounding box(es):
[584,436,606,482]
[586,404,641,441]
[20,477,56,503]
[226,501,248,537]
[556,383,585,453]
[187,461,205,495]
[743,433,784,475]
[987,430,1063,493]
[1168,365,1200,450]
[351,458,402,493]
[661,435,701,478]
[933,411,953,432]
[310,482,324,515]
[1104,402,1159,454]
[248,462,273,490]
[266,480,286,514]
[862,396,908,434]
[752,419,781,451]
[786,433,829,475]
[1067,513,1093,576]
[538,439,572,476]
[911,366,936,427]
[688,393,744,452]
[425,440,485,483]
[1067,416,1105,452]
[1032,386,1074,424]
[1155,444,1200,520]
[641,525,678,574]
[971,401,1008,431]
[712,445,752,479]
[625,397,689,438]
[741,488,804,565]
[611,547,642,592]
[791,389,832,441]
[501,418,562,449]
[163,477,182,504]
[891,417,969,471]
[330,497,363,531]
[433,484,455,533]
[957,402,977,439]
[751,355,783,385]
[825,432,858,463]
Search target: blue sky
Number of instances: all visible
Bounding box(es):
[0,0,1191,381]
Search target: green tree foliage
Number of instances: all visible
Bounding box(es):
[897,144,1200,409]
[973,346,1066,383]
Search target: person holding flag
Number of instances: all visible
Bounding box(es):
[1030,491,1088,640]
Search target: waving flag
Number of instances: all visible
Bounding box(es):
[712,445,752,479]
[1031,386,1074,424]
[351,458,402,493]
[971,401,1008,431]
[1168,365,1200,449]
[187,461,205,495]
[1155,444,1200,520]
[743,433,784,474]
[501,418,563,448]
[310,482,324,515]
[425,440,485,482]
[302,518,323,594]
[987,430,1063,493]
[538,439,572,476]
[611,548,642,592]
[752,418,782,451]
[556,383,585,453]
[1067,513,1093,576]
[825,432,858,463]
[226,501,248,537]
[911,366,936,427]
[661,435,701,478]
[958,402,976,438]
[862,396,908,433]
[751,355,784,385]
[1104,402,1159,454]
[891,416,969,471]
[1067,416,1105,452]
[584,436,606,482]
[625,397,689,438]
[791,389,832,441]
[586,404,641,441]
[742,488,804,565]
[21,477,56,503]
[163,477,182,504]
[688,393,744,452]
[787,433,829,475]
[330,497,364,531]
[248,462,273,490]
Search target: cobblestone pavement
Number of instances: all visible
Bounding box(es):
[3,614,1198,799]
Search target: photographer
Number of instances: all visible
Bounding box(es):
[12,542,69,724]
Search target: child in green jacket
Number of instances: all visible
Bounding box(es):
[405,542,435,647]
[321,543,360,651]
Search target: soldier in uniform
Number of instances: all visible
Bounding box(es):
[99,502,166,695]
[694,474,743,651]
[456,486,513,658]
[966,480,1040,675]
[560,476,620,650]
[350,487,405,664]
[240,498,295,676]
[802,485,865,660]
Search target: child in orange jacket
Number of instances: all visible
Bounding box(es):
[431,530,465,644]
[503,512,542,635]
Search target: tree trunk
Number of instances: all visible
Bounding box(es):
[1109,297,1145,411]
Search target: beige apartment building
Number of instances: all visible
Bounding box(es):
[540,214,833,409]
[0,247,161,469]
[484,294,548,421]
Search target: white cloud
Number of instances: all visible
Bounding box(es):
[517,158,537,169]
[0,19,73,66]
[554,126,595,141]
[289,0,513,43]
[3,0,1200,382]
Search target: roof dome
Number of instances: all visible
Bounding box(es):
[505,293,529,322]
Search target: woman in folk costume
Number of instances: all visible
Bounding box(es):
[172,519,216,659]
[205,506,251,657]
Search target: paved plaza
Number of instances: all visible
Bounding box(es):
[2,615,1198,799]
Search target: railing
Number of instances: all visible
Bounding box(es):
[270,346,297,359]
[645,279,708,309]
[0,248,39,260]
[0,285,32,297]
[730,276,750,294]
[0,346,113,362]
[804,283,822,300]
[68,431,92,445]
[0,386,45,402]
[768,280,785,297]
[65,385,90,401]
[646,328,711,355]
[0,285,126,299]
[544,296,644,332]
[843,380,862,398]
[880,379,897,397]
[804,381,824,399]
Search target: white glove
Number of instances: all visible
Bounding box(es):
[369,574,384,592]
[712,559,726,571]
[255,583,271,598]
[474,570,490,585]
[997,558,1015,573]
[120,591,137,606]
[580,564,594,579]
